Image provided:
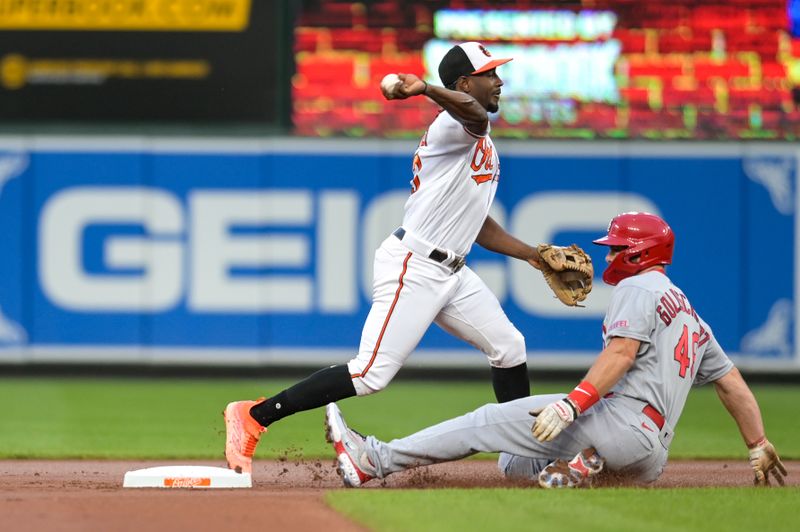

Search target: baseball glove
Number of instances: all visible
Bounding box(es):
[536,244,594,307]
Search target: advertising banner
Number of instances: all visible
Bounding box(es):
[0,1,291,122]
[294,0,800,140]
[0,137,796,370]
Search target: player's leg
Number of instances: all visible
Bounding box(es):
[434,267,529,402]
[524,397,668,486]
[325,394,567,486]
[247,237,456,426]
[573,398,669,483]
[363,394,586,478]
[347,239,459,395]
[497,452,552,479]
[225,237,442,473]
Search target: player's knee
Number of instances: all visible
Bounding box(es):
[349,369,398,396]
[489,329,527,368]
[498,453,550,480]
[347,358,402,396]
[351,378,386,396]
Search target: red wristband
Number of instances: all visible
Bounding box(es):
[566,381,600,414]
[747,436,767,449]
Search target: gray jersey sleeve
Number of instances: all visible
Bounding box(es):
[603,285,655,352]
[693,321,735,386]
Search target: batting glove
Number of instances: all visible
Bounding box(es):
[530,398,578,442]
[748,438,788,486]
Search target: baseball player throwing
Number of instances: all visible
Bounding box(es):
[325,212,787,488]
[222,42,592,474]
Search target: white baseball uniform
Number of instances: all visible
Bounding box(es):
[360,270,735,483]
[346,110,526,395]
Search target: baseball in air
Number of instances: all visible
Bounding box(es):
[380,73,402,98]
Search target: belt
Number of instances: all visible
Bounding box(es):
[393,227,466,273]
[605,393,664,430]
[642,404,665,430]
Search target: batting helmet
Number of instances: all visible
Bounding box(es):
[592,212,674,285]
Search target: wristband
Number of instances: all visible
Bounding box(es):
[561,397,578,419]
[747,436,767,449]
[422,81,428,95]
[566,380,600,414]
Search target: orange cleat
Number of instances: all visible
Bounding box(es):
[223,399,266,474]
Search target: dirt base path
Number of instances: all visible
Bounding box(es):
[2,459,798,531]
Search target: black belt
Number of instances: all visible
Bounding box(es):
[393,228,465,273]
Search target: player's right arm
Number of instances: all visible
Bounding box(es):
[384,73,488,135]
[713,367,787,485]
[476,215,541,268]
[582,336,639,396]
[530,336,639,442]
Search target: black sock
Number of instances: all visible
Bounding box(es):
[249,364,357,427]
[491,362,530,402]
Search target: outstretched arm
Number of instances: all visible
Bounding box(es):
[382,73,488,135]
[714,368,787,485]
[475,215,541,269]
[714,368,765,445]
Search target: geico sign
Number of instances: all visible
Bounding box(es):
[38,186,657,316]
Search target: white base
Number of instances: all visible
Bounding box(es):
[122,465,252,489]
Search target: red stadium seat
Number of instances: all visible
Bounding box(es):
[693,59,751,81]
[297,56,356,85]
[614,29,647,54]
[729,88,787,110]
[620,87,652,107]
[627,60,685,81]
[662,87,717,109]
[330,29,383,53]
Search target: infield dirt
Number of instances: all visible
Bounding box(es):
[2,459,798,532]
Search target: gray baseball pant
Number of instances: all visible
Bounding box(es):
[365,393,671,483]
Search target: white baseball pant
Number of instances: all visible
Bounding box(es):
[347,233,526,395]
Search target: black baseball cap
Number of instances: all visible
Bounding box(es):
[438,42,513,87]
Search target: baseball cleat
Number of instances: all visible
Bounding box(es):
[325,402,376,488]
[538,447,605,488]
[223,399,266,474]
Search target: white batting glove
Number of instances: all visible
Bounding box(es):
[530,399,578,442]
[749,438,788,486]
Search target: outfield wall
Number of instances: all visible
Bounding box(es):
[0,137,797,372]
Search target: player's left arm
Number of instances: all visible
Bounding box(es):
[530,336,639,442]
[475,215,542,269]
[714,367,788,486]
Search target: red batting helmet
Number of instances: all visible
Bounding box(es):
[592,212,674,285]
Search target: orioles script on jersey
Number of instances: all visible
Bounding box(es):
[470,137,496,185]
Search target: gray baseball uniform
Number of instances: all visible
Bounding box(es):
[362,270,735,483]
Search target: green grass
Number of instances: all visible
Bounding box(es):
[2,377,797,532]
[327,487,800,532]
[0,377,798,460]
[0,377,497,459]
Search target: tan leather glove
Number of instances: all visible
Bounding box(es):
[748,438,788,486]
[536,244,593,307]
